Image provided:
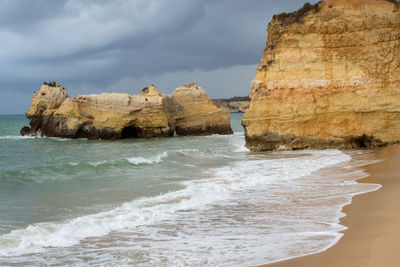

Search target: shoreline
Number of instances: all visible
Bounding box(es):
[258,144,400,267]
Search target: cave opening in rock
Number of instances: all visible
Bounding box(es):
[351,134,380,148]
[75,127,89,139]
[121,126,139,139]
[354,135,369,148]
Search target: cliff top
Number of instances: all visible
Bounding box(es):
[272,0,399,26]
[272,1,322,25]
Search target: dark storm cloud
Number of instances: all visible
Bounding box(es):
[0,0,317,113]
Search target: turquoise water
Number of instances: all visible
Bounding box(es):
[0,114,244,233]
[0,114,379,266]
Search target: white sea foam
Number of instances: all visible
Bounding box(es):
[84,152,169,167]
[88,160,109,167]
[48,137,82,142]
[230,132,250,152]
[0,149,364,261]
[0,135,87,142]
[0,135,35,140]
[126,151,168,165]
[0,115,384,266]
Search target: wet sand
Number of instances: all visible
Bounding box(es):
[259,144,400,267]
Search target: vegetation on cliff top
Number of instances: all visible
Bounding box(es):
[213,96,250,102]
[273,0,399,25]
[272,1,322,25]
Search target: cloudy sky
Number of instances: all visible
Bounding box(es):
[0,0,316,114]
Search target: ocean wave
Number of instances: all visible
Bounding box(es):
[0,149,359,257]
[0,152,170,184]
[48,137,87,142]
[175,133,249,156]
[86,152,169,167]
[0,135,35,140]
[68,152,170,168]
[0,135,87,142]
[175,148,233,159]
[175,149,200,157]
[229,132,250,152]
[87,160,109,167]
[125,151,168,165]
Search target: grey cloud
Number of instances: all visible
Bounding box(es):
[0,0,318,114]
[0,0,67,30]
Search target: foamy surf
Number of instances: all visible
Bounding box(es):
[126,151,168,165]
[0,135,35,140]
[0,114,382,267]
[0,135,88,141]
[67,152,169,167]
[0,149,366,261]
[230,132,250,152]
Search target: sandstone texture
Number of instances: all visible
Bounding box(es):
[242,0,400,151]
[22,82,232,139]
[172,83,233,135]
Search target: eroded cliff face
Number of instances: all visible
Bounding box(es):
[242,0,400,151]
[172,82,233,135]
[22,82,232,139]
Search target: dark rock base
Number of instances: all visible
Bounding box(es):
[244,132,389,151]
[21,115,231,140]
[175,125,233,136]
[21,115,175,140]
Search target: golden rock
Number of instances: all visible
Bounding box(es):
[243,0,400,151]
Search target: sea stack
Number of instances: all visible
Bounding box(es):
[22,82,232,139]
[172,82,233,135]
[242,0,400,151]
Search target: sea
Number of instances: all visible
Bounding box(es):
[0,113,380,266]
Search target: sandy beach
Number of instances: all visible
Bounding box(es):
[260,144,400,267]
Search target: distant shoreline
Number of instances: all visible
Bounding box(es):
[212,96,250,113]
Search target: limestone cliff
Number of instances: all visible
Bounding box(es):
[22,82,232,139]
[242,0,400,151]
[212,97,250,113]
[172,82,233,135]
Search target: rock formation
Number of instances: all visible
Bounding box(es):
[242,0,400,151]
[172,82,233,135]
[22,82,232,139]
[212,96,250,113]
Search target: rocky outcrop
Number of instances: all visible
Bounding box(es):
[242,0,400,151]
[22,82,232,139]
[212,97,250,113]
[172,82,233,135]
